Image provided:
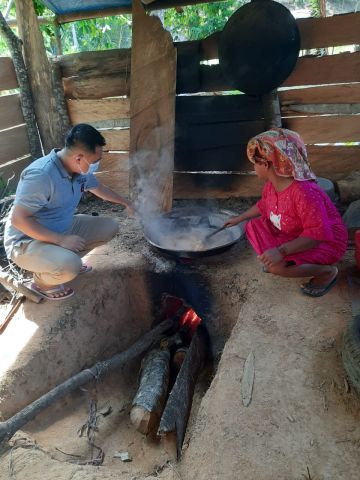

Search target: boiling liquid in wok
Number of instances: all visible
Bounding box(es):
[158,227,234,252]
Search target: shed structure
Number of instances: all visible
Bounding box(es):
[0,0,359,209]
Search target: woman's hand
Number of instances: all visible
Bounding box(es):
[223,216,242,228]
[258,247,283,268]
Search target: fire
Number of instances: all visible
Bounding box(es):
[179,308,201,336]
[162,294,202,336]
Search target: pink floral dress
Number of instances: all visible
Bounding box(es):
[245,180,348,265]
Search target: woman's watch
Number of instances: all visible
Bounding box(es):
[278,244,288,257]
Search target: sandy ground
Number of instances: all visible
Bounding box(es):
[0,197,359,480]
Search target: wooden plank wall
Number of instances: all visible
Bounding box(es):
[55,11,360,199]
[56,50,131,195]
[0,57,32,189]
[173,11,360,198]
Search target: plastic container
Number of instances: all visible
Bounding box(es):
[355,230,360,270]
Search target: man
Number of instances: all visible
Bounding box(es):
[4,123,133,301]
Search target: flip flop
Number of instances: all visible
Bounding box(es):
[300,275,338,298]
[30,283,74,301]
[79,264,92,274]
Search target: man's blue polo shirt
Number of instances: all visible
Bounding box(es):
[4,149,99,258]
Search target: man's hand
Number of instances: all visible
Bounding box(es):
[124,202,135,216]
[58,234,86,252]
[258,247,283,268]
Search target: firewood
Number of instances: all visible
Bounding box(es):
[0,319,174,445]
[130,348,170,435]
[158,326,207,458]
[0,270,43,303]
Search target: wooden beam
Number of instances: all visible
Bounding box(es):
[63,74,130,99]
[55,0,228,23]
[14,0,68,152]
[0,56,18,91]
[94,171,129,196]
[67,98,130,124]
[173,173,262,199]
[283,51,360,88]
[0,155,32,186]
[100,152,129,172]
[0,126,30,164]
[283,115,360,144]
[298,12,360,50]
[56,49,131,78]
[5,16,54,27]
[279,83,360,105]
[130,0,176,213]
[101,129,130,151]
[307,145,360,181]
[0,93,24,130]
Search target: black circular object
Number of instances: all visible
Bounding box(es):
[219,0,300,96]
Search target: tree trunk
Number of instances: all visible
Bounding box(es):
[130,348,171,435]
[158,327,207,458]
[0,319,174,445]
[14,0,70,152]
[0,11,42,160]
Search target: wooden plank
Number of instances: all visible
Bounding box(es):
[176,120,264,151]
[0,155,32,187]
[101,129,130,151]
[0,126,30,164]
[283,52,360,88]
[173,173,262,199]
[0,94,24,130]
[130,0,176,213]
[307,145,360,181]
[279,83,360,105]
[63,74,130,99]
[100,152,129,172]
[176,94,263,123]
[94,171,129,196]
[67,98,130,124]
[56,49,131,78]
[298,12,360,50]
[15,0,66,153]
[0,57,18,91]
[283,115,360,144]
[175,145,250,172]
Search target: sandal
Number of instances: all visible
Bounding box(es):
[30,283,74,301]
[79,263,92,274]
[300,273,338,298]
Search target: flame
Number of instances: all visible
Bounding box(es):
[162,294,202,336]
[179,307,202,336]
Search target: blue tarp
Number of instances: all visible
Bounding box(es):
[42,0,131,15]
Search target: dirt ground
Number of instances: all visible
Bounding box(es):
[0,196,359,480]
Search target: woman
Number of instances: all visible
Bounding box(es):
[224,128,348,297]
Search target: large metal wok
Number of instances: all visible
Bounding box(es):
[219,0,300,96]
[143,206,245,258]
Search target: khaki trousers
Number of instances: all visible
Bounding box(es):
[11,214,119,286]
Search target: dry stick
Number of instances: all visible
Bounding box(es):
[0,318,174,446]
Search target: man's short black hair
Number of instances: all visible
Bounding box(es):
[65,124,106,152]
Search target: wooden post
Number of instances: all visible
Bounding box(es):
[14,0,70,153]
[0,11,42,160]
[129,0,176,214]
[262,89,282,130]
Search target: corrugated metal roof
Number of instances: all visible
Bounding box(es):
[42,0,131,15]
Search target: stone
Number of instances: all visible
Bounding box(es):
[342,200,360,240]
[337,171,360,203]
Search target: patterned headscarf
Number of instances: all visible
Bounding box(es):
[247,128,316,181]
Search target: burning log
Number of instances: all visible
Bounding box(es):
[158,326,208,458]
[130,348,171,435]
[0,319,174,445]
